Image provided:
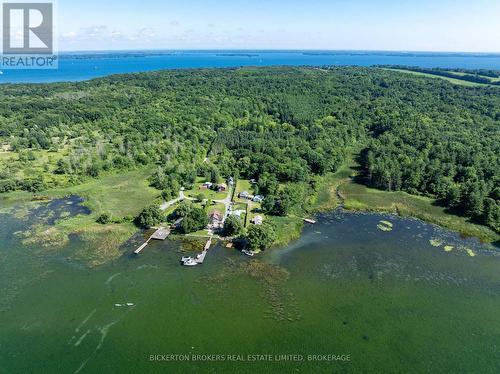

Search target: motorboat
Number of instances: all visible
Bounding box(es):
[182,258,199,266]
[242,249,255,257]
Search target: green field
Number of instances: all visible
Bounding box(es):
[449,71,500,82]
[383,68,491,87]
[207,202,226,215]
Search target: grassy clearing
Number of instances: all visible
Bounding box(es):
[383,68,491,87]
[269,216,304,247]
[207,203,225,215]
[445,71,500,82]
[312,154,357,212]
[0,148,72,188]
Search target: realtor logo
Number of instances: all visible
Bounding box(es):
[1,1,57,69]
[2,2,53,54]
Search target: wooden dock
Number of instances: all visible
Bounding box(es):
[134,240,150,254]
[151,227,170,240]
[204,237,213,251]
[134,227,170,255]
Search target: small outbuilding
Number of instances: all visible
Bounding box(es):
[200,182,213,190]
[251,215,264,225]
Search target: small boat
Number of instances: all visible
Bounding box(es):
[114,304,122,307]
[304,218,317,224]
[182,258,199,266]
[181,256,191,262]
[242,249,255,257]
[126,303,135,307]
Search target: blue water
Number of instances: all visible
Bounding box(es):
[2,50,500,84]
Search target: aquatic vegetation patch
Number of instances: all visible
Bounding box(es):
[180,237,210,252]
[16,224,70,249]
[463,247,476,257]
[72,224,137,267]
[429,238,444,247]
[27,195,91,225]
[7,195,140,267]
[240,260,301,322]
[201,259,301,322]
[377,220,394,232]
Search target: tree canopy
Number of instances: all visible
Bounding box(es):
[0,66,499,232]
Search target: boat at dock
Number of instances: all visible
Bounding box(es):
[182,258,199,266]
[181,237,212,266]
[242,249,255,257]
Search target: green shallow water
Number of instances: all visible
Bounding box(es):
[0,207,499,374]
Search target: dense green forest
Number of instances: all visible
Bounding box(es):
[0,66,499,233]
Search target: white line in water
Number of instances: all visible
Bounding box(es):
[75,309,96,333]
[105,272,122,286]
[73,306,136,374]
[74,329,91,347]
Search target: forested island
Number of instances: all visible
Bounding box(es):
[0,66,498,261]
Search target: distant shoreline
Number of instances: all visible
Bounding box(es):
[3,51,500,84]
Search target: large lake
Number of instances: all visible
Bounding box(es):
[1,200,499,373]
[2,51,500,84]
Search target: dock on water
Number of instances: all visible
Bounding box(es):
[151,227,170,240]
[195,250,208,264]
[181,236,213,266]
[134,241,150,254]
[134,227,170,255]
[204,237,213,251]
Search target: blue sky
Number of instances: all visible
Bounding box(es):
[57,0,500,52]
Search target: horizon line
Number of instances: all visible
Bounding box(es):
[56,48,500,55]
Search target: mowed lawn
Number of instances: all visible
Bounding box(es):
[234,179,255,203]
[184,177,228,201]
